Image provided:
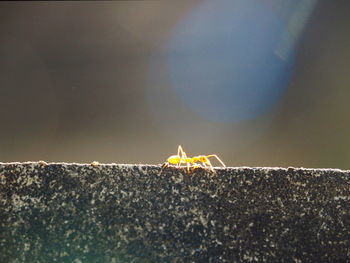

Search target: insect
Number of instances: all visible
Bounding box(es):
[161,145,226,172]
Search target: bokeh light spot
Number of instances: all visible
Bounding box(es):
[167,0,295,122]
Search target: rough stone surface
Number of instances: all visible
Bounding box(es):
[1,162,350,262]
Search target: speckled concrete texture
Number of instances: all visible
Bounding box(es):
[1,162,350,262]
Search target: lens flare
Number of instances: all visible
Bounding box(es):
[166,0,295,122]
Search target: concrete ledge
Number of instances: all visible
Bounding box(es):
[1,162,350,262]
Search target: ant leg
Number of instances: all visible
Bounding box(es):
[188,158,199,172]
[202,158,214,172]
[206,154,226,167]
[178,145,190,170]
[177,145,182,156]
[179,145,193,171]
[189,159,202,172]
[175,146,181,168]
[192,159,204,169]
[186,158,196,172]
[178,145,187,159]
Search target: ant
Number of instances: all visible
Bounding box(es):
[161,145,226,172]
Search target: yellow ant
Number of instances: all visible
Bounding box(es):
[161,145,226,172]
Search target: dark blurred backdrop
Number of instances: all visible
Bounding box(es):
[0,0,350,169]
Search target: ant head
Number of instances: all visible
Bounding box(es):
[167,155,181,164]
[198,155,208,163]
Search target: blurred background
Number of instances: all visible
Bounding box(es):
[0,0,349,169]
